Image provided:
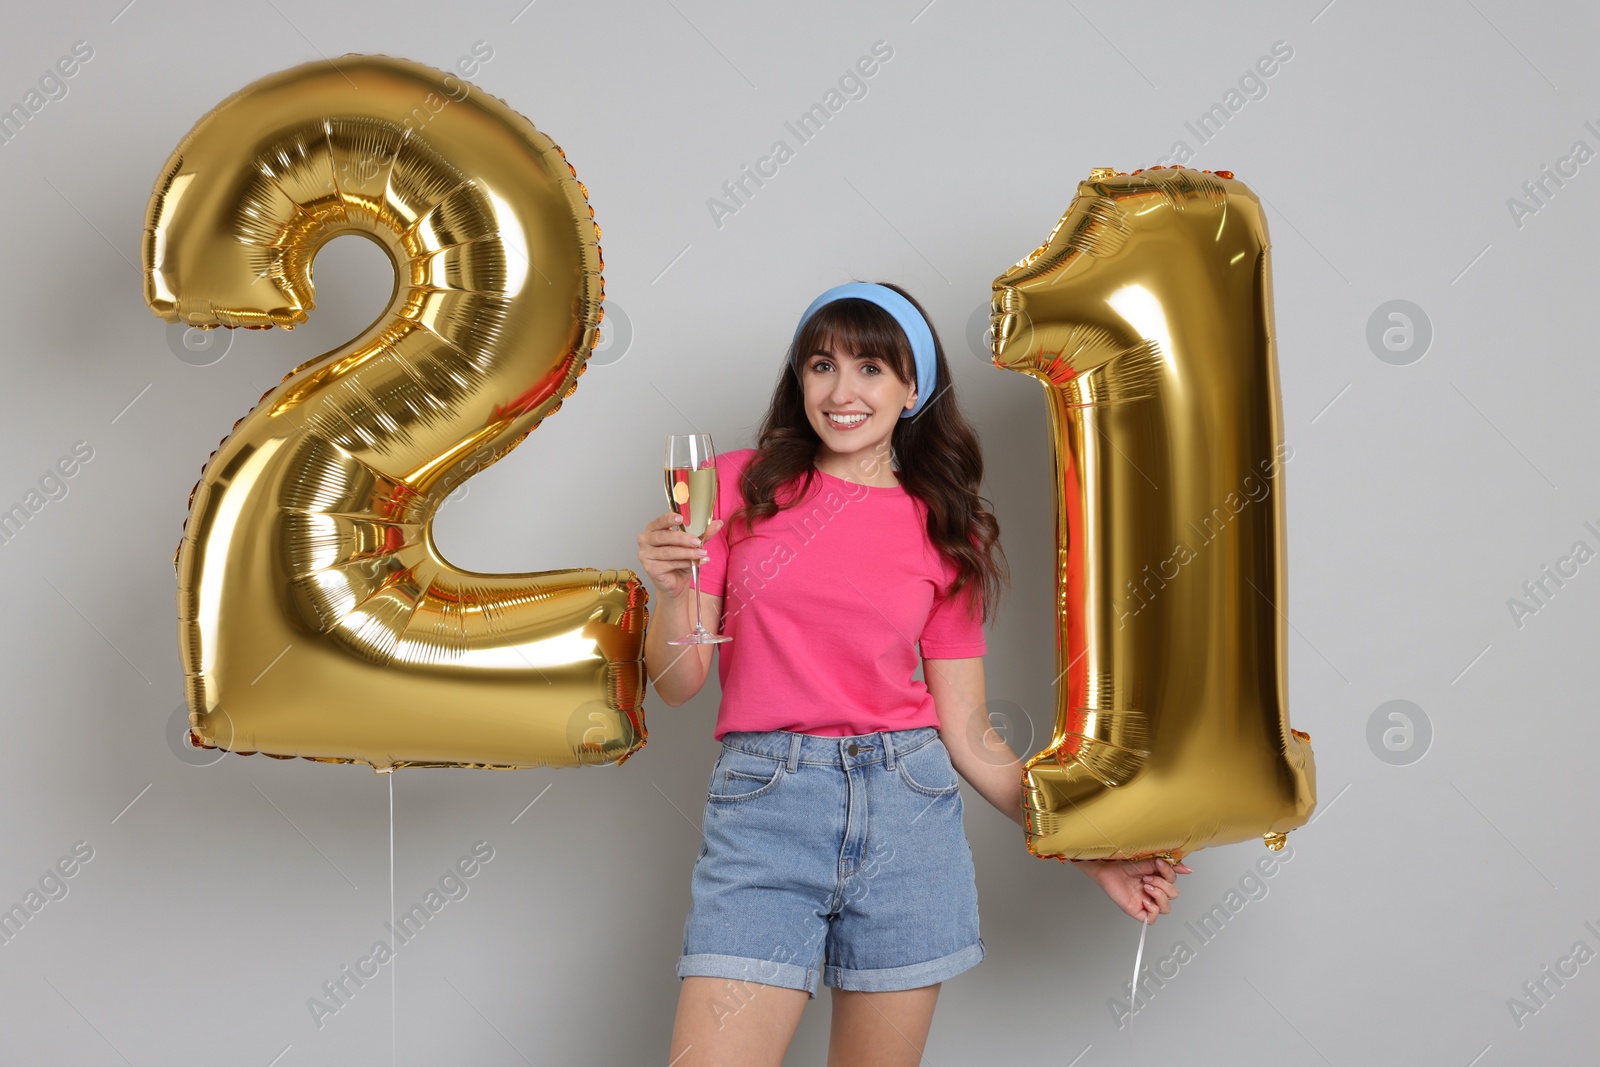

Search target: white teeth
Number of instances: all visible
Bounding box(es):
[828,413,867,425]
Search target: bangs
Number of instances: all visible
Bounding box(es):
[793,298,915,385]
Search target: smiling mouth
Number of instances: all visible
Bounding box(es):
[825,412,870,429]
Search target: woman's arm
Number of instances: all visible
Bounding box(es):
[923,656,1028,830]
[638,512,725,707]
[644,588,722,706]
[924,655,1194,918]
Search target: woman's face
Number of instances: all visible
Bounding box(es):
[800,338,917,475]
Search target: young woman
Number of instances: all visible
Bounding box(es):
[636,281,1191,1066]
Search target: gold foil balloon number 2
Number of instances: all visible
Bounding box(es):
[992,166,1317,862]
[144,55,645,772]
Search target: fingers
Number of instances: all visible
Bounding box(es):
[1143,870,1179,896]
[650,511,689,533]
[1140,875,1177,915]
[641,543,710,567]
[645,513,723,541]
[637,532,706,560]
[640,514,722,559]
[637,514,720,594]
[1151,856,1191,879]
[1095,866,1165,923]
[1143,856,1191,883]
[655,512,722,530]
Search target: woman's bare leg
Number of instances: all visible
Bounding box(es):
[669,975,810,1067]
[825,984,941,1067]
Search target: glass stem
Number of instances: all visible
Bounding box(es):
[690,557,706,633]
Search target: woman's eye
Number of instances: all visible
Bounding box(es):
[862,363,881,375]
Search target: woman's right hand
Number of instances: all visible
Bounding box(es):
[1075,856,1193,924]
[637,512,724,600]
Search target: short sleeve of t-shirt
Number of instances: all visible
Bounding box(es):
[919,576,987,658]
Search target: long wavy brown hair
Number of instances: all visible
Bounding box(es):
[726,281,1009,623]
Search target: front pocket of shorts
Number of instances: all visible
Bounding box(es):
[707,753,786,802]
[896,738,961,797]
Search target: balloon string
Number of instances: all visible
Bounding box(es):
[389,772,396,1067]
[1130,915,1148,1039]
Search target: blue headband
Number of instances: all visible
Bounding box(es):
[791,282,937,419]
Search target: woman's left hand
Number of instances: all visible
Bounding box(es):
[1075,855,1194,924]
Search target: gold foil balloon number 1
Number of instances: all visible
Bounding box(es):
[144,55,647,772]
[991,166,1316,862]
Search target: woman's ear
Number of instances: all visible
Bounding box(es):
[904,389,917,411]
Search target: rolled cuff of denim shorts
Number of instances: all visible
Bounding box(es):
[824,938,984,992]
[678,952,821,999]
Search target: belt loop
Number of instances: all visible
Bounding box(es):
[883,730,896,771]
[787,732,801,772]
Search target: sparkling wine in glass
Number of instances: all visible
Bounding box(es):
[664,433,730,645]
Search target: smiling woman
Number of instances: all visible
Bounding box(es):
[635,280,1191,1064]
[636,278,1192,1065]
[629,280,1016,1065]
[804,343,918,478]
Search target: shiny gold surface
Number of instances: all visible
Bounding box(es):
[144,55,647,772]
[991,166,1316,860]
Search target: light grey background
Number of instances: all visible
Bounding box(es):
[1,0,1594,1063]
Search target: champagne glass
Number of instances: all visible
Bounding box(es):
[664,433,730,645]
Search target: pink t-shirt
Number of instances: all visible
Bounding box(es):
[690,448,987,739]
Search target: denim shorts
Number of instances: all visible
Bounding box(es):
[677,726,984,998]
